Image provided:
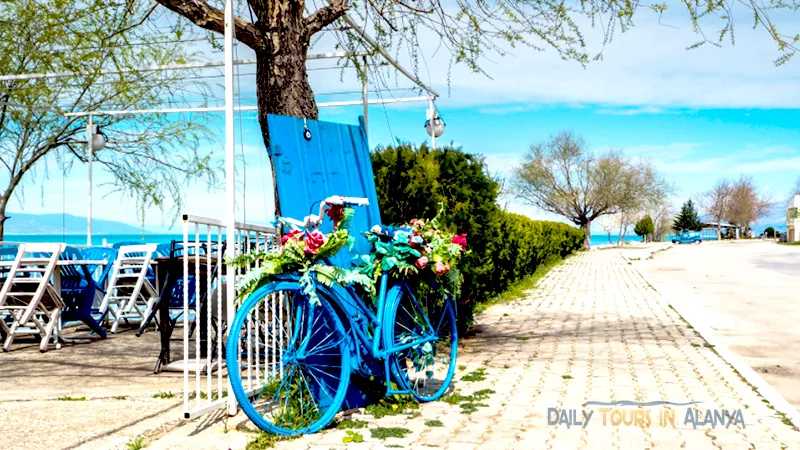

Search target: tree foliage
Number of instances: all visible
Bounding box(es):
[701,179,732,239]
[371,142,583,331]
[673,200,702,232]
[510,132,669,248]
[727,176,773,230]
[634,216,655,241]
[764,226,776,238]
[0,0,218,238]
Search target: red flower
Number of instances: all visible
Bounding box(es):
[434,261,450,275]
[415,256,429,269]
[281,229,302,244]
[326,204,345,228]
[451,233,468,250]
[303,231,327,254]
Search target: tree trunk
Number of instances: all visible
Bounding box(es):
[716,223,721,240]
[581,220,591,250]
[0,197,8,241]
[252,6,319,216]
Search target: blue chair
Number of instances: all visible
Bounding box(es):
[59,246,107,339]
[80,247,117,291]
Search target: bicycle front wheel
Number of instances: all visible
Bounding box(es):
[383,283,458,402]
[226,280,351,435]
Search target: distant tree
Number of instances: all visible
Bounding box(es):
[634,216,655,242]
[649,201,673,242]
[764,226,776,238]
[511,132,670,249]
[702,179,733,240]
[727,176,773,236]
[792,176,800,197]
[673,200,702,232]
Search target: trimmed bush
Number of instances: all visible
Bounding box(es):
[371,142,584,331]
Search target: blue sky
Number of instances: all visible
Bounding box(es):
[8,7,800,233]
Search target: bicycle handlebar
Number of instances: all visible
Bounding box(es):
[275,196,370,233]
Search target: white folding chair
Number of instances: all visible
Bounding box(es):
[0,243,65,352]
[98,244,159,333]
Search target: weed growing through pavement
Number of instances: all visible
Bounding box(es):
[562,375,573,380]
[516,337,529,341]
[57,396,86,401]
[113,395,128,400]
[461,368,487,382]
[371,427,412,439]
[425,419,444,427]
[245,433,297,450]
[336,418,368,429]
[124,437,147,450]
[152,391,175,399]
[342,430,364,443]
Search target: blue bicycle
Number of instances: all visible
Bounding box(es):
[226,196,458,435]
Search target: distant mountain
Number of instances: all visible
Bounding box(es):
[4,212,144,235]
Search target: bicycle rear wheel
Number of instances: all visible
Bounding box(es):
[226,280,351,435]
[383,283,458,402]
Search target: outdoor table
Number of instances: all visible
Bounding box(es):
[151,255,223,373]
[0,259,108,297]
[0,258,108,345]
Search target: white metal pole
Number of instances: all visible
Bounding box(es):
[362,55,368,135]
[87,115,93,246]
[223,0,238,417]
[428,99,436,151]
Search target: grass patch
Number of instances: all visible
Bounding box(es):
[515,337,529,341]
[503,364,510,369]
[441,388,495,414]
[124,437,147,450]
[461,368,487,382]
[336,418,369,429]
[152,391,175,399]
[425,419,444,427]
[343,430,364,443]
[199,390,228,400]
[365,395,419,419]
[561,375,573,380]
[691,343,701,347]
[57,396,86,401]
[245,433,297,450]
[473,257,566,315]
[406,411,421,419]
[371,427,412,440]
[703,343,715,348]
[113,395,128,400]
[458,365,466,371]
[460,402,489,414]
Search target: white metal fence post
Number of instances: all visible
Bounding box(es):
[224,0,238,417]
[86,115,93,246]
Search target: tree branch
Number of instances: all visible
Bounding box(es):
[306,0,350,38]
[154,0,265,50]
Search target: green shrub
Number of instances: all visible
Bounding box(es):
[372,142,584,332]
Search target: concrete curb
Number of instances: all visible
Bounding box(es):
[629,260,800,430]
[620,243,672,261]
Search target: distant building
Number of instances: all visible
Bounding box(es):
[788,195,800,243]
[698,217,737,241]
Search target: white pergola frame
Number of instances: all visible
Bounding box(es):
[0,11,440,247]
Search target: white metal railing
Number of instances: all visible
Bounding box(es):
[179,214,278,419]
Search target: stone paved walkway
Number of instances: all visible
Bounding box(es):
[113,250,800,448]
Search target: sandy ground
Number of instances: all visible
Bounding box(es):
[0,326,186,449]
[633,240,800,410]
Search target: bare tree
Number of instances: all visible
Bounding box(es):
[0,1,218,239]
[648,201,673,242]
[727,176,773,236]
[792,175,800,197]
[511,132,670,249]
[702,179,732,240]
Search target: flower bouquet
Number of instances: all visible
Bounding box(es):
[228,207,374,305]
[355,206,467,305]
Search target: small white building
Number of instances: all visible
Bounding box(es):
[788,195,800,243]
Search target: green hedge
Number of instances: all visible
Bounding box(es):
[371,142,584,331]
